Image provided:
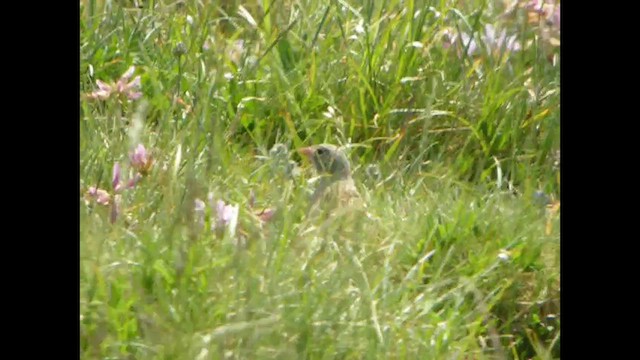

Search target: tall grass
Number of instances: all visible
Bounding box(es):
[81,0,560,358]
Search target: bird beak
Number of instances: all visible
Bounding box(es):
[297,146,315,160]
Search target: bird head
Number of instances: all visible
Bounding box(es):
[297,144,352,180]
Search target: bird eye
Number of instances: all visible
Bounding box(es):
[316,148,325,155]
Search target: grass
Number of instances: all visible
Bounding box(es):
[80,0,560,358]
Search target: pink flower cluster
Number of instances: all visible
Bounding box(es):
[193,192,276,238]
[193,193,240,237]
[84,144,152,223]
[86,66,142,101]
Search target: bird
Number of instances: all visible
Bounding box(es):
[297,144,365,223]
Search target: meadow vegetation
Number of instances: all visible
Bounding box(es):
[80,0,560,358]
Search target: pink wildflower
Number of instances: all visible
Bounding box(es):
[87,66,142,101]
